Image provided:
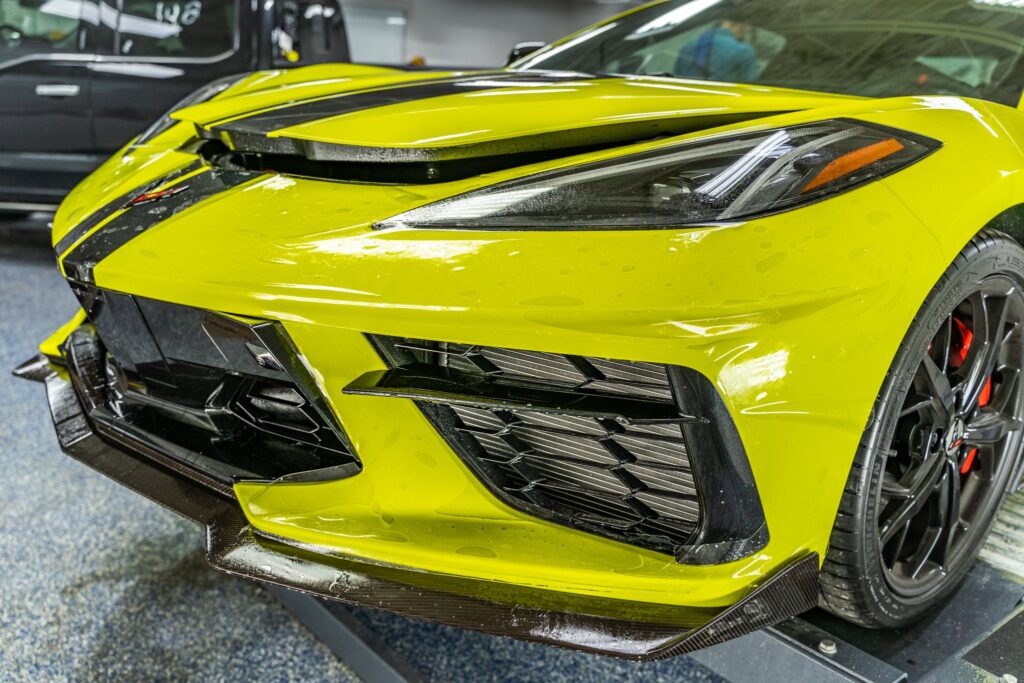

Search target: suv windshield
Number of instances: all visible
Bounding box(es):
[515,0,1024,106]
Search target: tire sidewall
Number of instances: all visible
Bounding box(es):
[846,232,1024,626]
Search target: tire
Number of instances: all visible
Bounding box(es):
[819,229,1024,628]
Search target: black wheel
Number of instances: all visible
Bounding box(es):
[820,229,1024,628]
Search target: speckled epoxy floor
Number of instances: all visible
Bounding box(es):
[337,601,724,683]
[0,241,359,683]
[0,238,724,683]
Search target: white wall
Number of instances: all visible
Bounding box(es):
[345,5,410,64]
[567,1,639,31]
[344,0,641,68]
[404,0,573,67]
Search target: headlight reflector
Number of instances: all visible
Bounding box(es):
[376,120,940,231]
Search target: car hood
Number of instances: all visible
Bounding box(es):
[174,67,862,168]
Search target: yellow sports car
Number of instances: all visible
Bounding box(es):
[16,0,1024,660]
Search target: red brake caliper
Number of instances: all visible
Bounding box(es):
[951,318,992,474]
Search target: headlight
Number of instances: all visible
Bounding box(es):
[131,73,249,148]
[376,120,940,231]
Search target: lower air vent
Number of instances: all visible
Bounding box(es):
[232,383,321,438]
[354,336,770,564]
[356,338,705,556]
[69,284,360,484]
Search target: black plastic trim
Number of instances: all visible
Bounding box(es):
[213,112,770,166]
[62,291,360,485]
[345,364,687,423]
[668,367,769,564]
[204,141,621,185]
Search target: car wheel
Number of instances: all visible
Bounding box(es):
[820,229,1024,628]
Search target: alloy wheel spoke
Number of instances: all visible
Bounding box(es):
[900,394,935,418]
[918,422,939,460]
[920,354,955,421]
[939,314,954,375]
[907,528,942,580]
[960,293,1011,411]
[880,454,946,543]
[964,409,1022,445]
[886,521,913,567]
[932,460,961,568]
[881,470,912,499]
[881,280,1024,596]
[992,367,1020,415]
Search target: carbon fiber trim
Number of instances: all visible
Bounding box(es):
[17,354,819,660]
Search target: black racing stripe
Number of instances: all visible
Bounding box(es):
[214,71,595,137]
[216,74,507,136]
[63,169,255,283]
[54,161,205,257]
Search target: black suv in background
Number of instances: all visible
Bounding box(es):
[0,0,349,209]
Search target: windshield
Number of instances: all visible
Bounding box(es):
[515,0,1024,106]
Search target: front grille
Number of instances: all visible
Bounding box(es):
[366,338,703,556]
[69,285,359,484]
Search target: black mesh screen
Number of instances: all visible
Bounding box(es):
[371,337,703,556]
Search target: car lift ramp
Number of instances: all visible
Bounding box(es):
[267,492,1024,683]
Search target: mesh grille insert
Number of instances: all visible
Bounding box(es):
[372,337,703,556]
[70,285,360,483]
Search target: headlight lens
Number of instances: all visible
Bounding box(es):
[131,73,249,148]
[376,119,940,231]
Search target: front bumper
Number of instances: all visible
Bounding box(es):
[16,352,819,660]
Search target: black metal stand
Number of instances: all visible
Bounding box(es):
[689,617,908,683]
[267,558,1024,683]
[264,585,425,683]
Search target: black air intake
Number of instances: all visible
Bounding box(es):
[68,285,360,484]
[349,337,769,564]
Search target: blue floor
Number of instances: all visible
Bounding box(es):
[0,242,358,682]
[0,236,719,682]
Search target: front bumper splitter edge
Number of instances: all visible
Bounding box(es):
[16,353,821,661]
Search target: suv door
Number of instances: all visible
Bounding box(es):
[90,0,251,154]
[0,0,95,207]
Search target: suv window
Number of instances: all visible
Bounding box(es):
[0,0,80,60]
[117,0,236,58]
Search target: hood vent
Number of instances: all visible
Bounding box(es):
[198,110,780,185]
[177,71,857,185]
[200,138,617,184]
